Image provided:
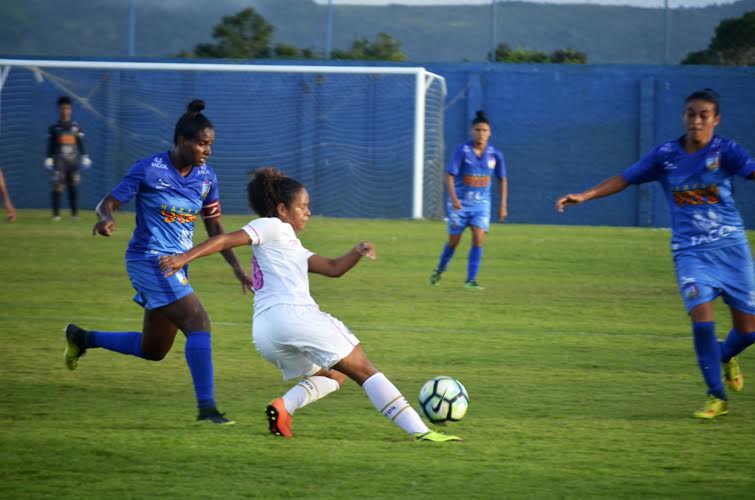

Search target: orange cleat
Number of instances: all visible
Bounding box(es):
[266,398,293,438]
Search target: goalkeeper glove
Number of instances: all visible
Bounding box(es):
[44,157,54,170]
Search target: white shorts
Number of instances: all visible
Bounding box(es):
[252,304,360,380]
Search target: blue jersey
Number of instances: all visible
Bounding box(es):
[447,141,506,210]
[111,151,221,259]
[622,135,754,254]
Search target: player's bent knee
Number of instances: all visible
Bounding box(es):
[142,348,169,361]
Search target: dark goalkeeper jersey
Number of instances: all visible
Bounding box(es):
[47,120,87,163]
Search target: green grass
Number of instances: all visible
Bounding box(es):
[1,210,754,499]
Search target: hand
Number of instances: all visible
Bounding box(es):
[160,254,188,278]
[92,218,115,237]
[354,241,377,260]
[81,155,92,169]
[233,267,254,294]
[44,158,54,170]
[6,206,16,223]
[452,199,462,211]
[498,206,508,223]
[556,193,585,213]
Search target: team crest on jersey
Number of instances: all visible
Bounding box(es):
[151,156,168,169]
[487,158,496,169]
[201,179,212,200]
[683,282,699,300]
[705,155,720,171]
[174,270,189,285]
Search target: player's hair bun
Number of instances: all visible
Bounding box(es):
[472,109,490,125]
[186,99,206,114]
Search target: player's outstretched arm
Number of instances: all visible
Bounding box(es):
[203,217,254,292]
[93,194,122,236]
[159,230,252,277]
[308,242,376,278]
[556,174,629,213]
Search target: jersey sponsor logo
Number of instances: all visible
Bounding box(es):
[154,178,172,190]
[58,133,77,145]
[160,204,199,224]
[151,156,168,169]
[705,155,721,171]
[463,174,490,188]
[689,209,738,247]
[672,184,720,207]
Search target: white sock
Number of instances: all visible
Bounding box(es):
[282,376,340,415]
[362,372,429,435]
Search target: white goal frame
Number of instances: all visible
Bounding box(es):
[0,58,446,219]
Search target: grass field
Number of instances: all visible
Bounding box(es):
[2,210,754,499]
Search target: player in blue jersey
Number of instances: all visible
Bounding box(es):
[63,100,253,425]
[430,110,508,290]
[556,89,755,419]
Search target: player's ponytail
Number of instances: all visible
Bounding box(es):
[247,167,304,218]
[173,99,214,145]
[472,110,490,126]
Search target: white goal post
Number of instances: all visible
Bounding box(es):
[0,58,446,219]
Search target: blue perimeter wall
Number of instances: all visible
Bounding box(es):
[432,63,755,228]
[1,60,753,228]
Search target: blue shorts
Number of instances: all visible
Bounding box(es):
[673,241,755,314]
[126,258,194,310]
[447,205,490,235]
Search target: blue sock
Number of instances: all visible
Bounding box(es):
[720,328,755,362]
[87,331,144,358]
[185,332,215,409]
[437,243,455,272]
[692,322,726,400]
[466,246,483,282]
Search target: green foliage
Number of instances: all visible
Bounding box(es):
[273,42,316,60]
[192,8,274,59]
[2,210,755,498]
[493,42,587,64]
[331,32,407,61]
[682,11,755,66]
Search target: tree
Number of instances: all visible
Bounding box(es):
[491,43,587,64]
[192,8,274,59]
[682,11,755,66]
[331,32,406,61]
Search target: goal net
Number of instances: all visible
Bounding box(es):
[0,60,446,220]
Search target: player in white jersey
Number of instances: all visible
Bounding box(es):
[160,167,461,442]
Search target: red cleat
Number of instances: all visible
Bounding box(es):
[266,398,293,438]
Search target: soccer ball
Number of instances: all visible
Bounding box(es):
[418,376,469,423]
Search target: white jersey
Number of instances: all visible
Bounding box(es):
[242,217,317,315]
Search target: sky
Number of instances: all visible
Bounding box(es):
[313,0,740,7]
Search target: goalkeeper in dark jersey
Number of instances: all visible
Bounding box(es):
[46,95,91,220]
